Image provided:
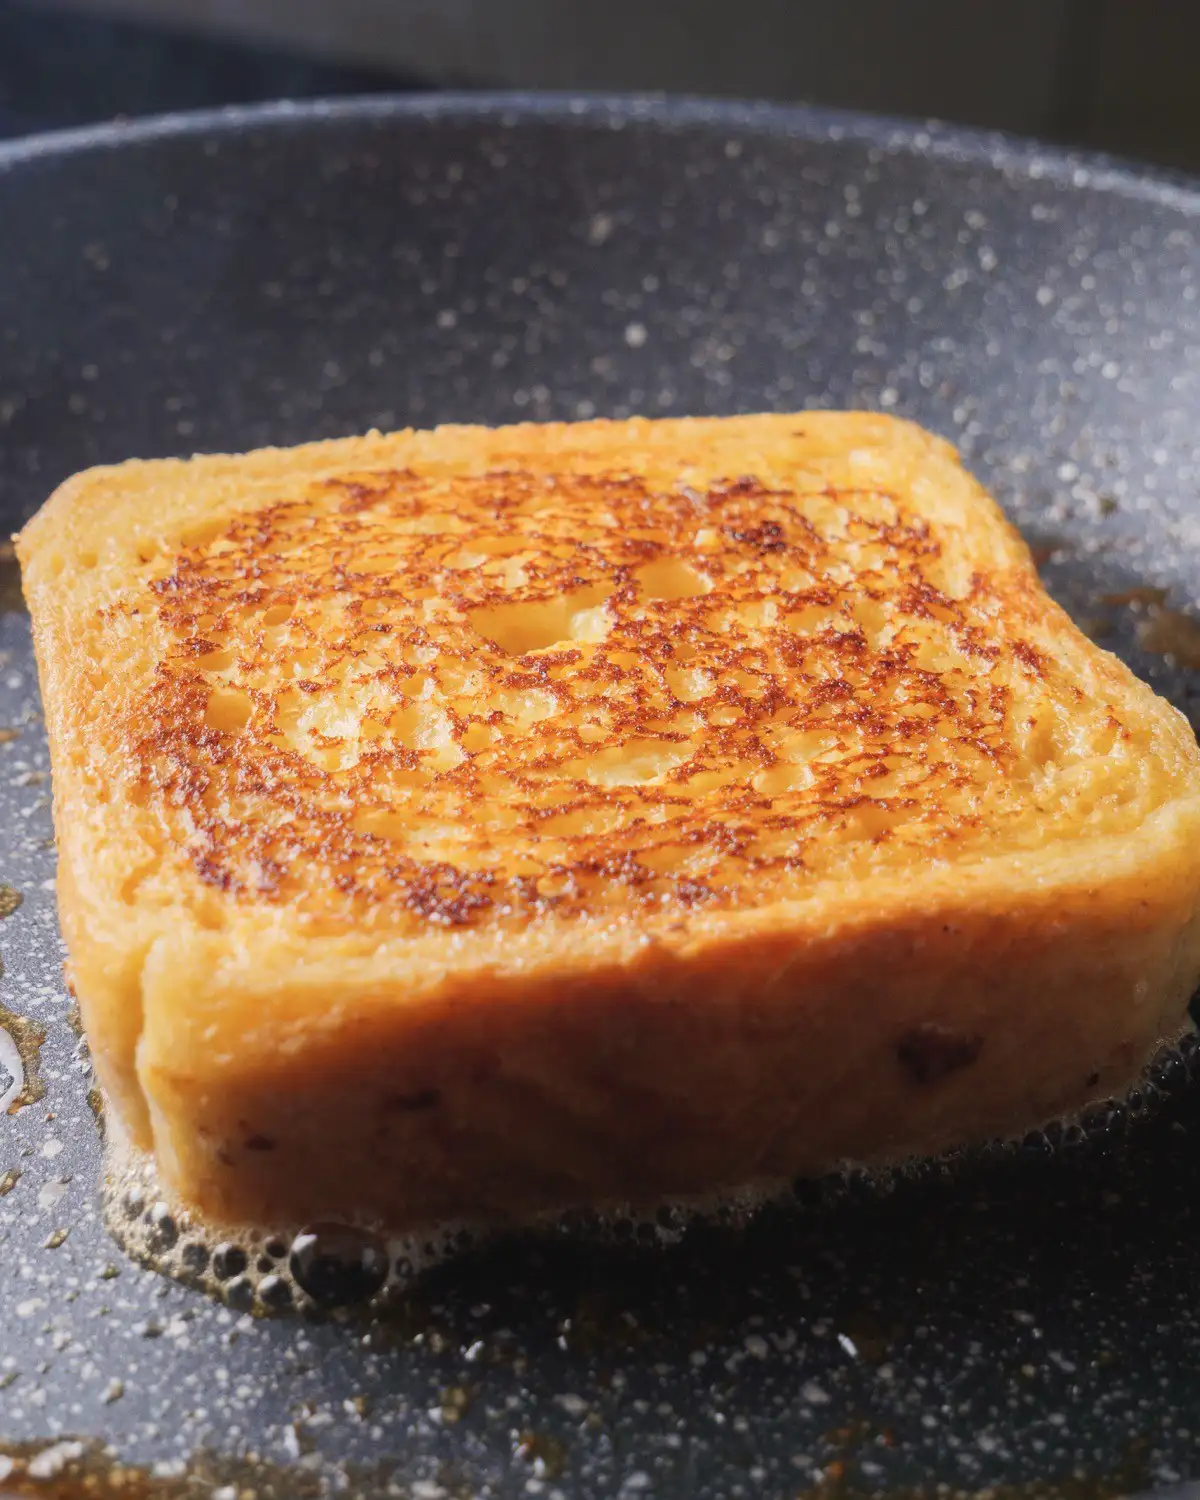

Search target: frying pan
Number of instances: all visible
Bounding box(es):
[3,94,1200,1498]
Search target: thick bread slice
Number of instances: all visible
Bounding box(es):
[18,413,1200,1233]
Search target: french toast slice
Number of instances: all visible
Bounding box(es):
[18,412,1200,1236]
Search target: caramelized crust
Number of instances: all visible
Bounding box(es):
[129,428,1158,930]
[19,414,1200,1235]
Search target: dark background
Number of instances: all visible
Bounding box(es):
[0,0,414,139]
[5,0,1200,171]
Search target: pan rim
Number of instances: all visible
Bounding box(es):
[1,88,1199,215]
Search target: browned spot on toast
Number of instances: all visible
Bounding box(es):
[120,461,1103,934]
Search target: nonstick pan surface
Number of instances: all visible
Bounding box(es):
[3,95,1200,1498]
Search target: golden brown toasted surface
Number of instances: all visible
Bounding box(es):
[76,417,1182,931]
[18,412,1200,1239]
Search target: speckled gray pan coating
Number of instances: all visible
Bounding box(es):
[3,95,1200,1498]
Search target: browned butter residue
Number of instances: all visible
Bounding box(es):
[0,1414,1151,1499]
[0,539,25,614]
[513,1430,569,1480]
[0,1000,46,1112]
[798,1472,1148,1500]
[1137,606,1200,670]
[0,1439,422,1499]
[1023,532,1068,569]
[1101,585,1170,609]
[1099,583,1200,671]
[799,1429,1150,1500]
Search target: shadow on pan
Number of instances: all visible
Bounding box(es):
[3,95,1200,1498]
